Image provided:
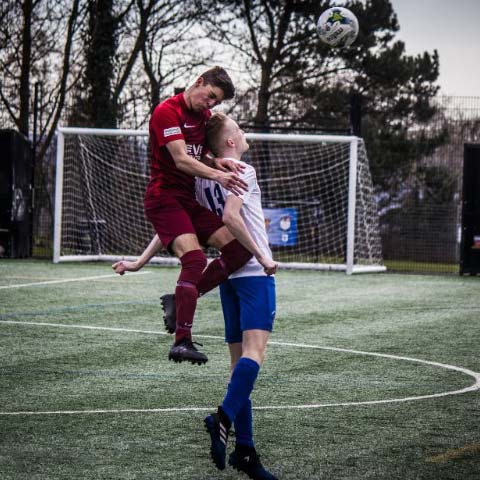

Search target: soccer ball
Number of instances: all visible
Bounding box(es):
[317,7,359,47]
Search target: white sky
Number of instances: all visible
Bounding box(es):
[388,0,480,96]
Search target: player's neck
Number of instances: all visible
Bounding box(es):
[183,86,194,110]
[219,150,241,161]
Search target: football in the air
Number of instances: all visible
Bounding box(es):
[317,7,359,47]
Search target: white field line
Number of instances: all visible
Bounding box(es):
[0,320,171,336]
[0,271,150,290]
[0,321,479,416]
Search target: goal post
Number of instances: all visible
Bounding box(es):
[54,127,386,274]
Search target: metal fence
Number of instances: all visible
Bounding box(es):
[27,95,480,274]
[378,96,480,273]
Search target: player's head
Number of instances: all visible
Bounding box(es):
[186,66,235,112]
[206,112,249,157]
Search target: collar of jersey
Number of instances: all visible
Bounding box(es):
[222,156,245,164]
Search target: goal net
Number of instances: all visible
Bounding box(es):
[54,127,385,274]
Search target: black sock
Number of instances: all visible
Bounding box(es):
[235,443,255,454]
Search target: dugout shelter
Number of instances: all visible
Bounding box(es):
[460,143,480,275]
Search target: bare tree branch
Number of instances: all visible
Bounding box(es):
[37,0,80,161]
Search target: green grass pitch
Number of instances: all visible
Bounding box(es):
[0,259,479,479]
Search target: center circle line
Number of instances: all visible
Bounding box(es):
[0,320,478,416]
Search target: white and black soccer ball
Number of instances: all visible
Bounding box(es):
[317,7,359,48]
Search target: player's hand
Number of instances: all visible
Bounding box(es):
[217,171,248,196]
[213,157,245,174]
[112,260,140,275]
[258,256,278,276]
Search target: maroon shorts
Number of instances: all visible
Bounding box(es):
[144,191,224,251]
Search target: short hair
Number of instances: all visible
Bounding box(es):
[206,112,229,157]
[200,66,235,100]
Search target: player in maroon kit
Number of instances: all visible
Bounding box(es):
[145,66,252,365]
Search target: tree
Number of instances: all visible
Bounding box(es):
[199,0,444,193]
[140,3,210,105]
[136,0,212,124]
[199,0,331,129]
[68,0,207,128]
[0,0,82,144]
[0,0,83,257]
[0,0,36,136]
[69,0,137,128]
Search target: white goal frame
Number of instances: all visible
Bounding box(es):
[54,127,386,274]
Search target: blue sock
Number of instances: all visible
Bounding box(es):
[234,398,254,448]
[221,357,260,423]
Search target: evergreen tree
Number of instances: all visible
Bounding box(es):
[85,0,118,128]
[70,0,119,128]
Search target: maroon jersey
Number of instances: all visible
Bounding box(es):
[146,92,211,198]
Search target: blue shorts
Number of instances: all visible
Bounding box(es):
[219,276,276,344]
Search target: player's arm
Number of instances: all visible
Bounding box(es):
[166,140,247,196]
[223,195,277,276]
[112,234,163,275]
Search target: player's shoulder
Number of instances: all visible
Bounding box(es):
[225,157,255,179]
[240,161,257,179]
[152,94,182,118]
[229,157,250,170]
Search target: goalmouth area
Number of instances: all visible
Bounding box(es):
[54,127,386,274]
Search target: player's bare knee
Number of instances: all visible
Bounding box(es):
[171,233,202,257]
[207,226,235,249]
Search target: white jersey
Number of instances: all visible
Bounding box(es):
[195,157,272,278]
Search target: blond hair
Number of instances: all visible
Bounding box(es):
[205,112,229,157]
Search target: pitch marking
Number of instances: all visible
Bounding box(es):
[0,321,479,416]
[0,271,150,290]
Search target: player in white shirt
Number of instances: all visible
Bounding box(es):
[201,113,277,480]
[112,112,278,480]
